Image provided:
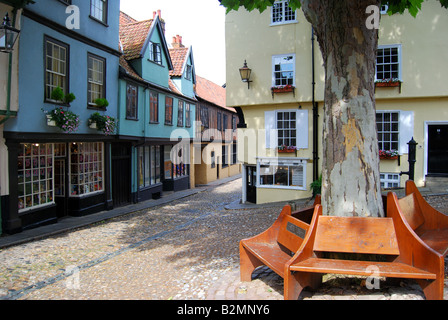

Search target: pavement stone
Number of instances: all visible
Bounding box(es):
[0,174,447,301]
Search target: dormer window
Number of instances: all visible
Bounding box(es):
[149,42,162,65]
[185,64,192,80]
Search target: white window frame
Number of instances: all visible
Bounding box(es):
[375,44,402,82]
[272,54,296,88]
[377,111,400,152]
[265,109,308,150]
[270,0,298,26]
[380,173,400,189]
[376,110,414,155]
[256,157,307,190]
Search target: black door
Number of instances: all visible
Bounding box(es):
[428,125,448,176]
[246,166,257,203]
[112,143,132,207]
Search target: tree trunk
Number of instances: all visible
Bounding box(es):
[301,0,384,217]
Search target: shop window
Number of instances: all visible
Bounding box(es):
[257,158,306,190]
[138,145,161,189]
[18,144,55,212]
[69,142,104,196]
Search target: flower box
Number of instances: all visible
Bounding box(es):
[375,79,402,93]
[271,85,295,98]
[278,149,296,153]
[46,115,56,127]
[380,155,398,160]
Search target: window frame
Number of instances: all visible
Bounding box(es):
[150,91,159,123]
[375,44,402,82]
[165,96,173,125]
[90,0,108,25]
[377,111,400,151]
[270,0,298,26]
[87,53,106,109]
[44,36,70,104]
[256,158,307,190]
[272,54,296,87]
[380,172,400,189]
[177,100,184,127]
[125,82,138,120]
[277,111,297,147]
[149,42,162,65]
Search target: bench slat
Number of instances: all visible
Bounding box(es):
[314,216,400,255]
[290,258,437,280]
[242,242,293,277]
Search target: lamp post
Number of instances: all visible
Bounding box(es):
[0,12,20,53]
[239,60,252,89]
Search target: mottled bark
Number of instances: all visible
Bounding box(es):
[301,0,384,217]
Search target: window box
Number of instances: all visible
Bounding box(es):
[379,150,398,160]
[278,145,296,153]
[271,85,295,93]
[375,79,402,93]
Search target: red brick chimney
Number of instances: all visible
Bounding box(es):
[172,35,184,48]
[153,10,165,34]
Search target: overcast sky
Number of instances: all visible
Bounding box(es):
[120,0,227,86]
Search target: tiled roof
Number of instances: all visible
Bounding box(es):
[196,75,233,112]
[119,16,153,60]
[120,11,138,25]
[119,55,144,82]
[169,47,189,77]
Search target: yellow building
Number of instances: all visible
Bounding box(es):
[226,1,448,204]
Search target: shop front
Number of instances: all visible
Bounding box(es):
[3,134,112,233]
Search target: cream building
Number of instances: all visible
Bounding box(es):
[226,1,448,204]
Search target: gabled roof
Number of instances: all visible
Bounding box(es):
[119,11,173,70]
[196,75,233,112]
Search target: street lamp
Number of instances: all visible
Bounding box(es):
[0,13,20,53]
[239,60,252,89]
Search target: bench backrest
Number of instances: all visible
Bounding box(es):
[313,216,400,255]
[277,211,311,253]
[397,193,425,231]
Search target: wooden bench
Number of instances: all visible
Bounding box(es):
[285,192,444,300]
[394,180,448,257]
[239,196,321,293]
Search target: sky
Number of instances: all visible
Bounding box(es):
[120,0,227,86]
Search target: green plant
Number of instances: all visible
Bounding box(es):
[94,98,109,108]
[88,112,117,135]
[310,174,322,196]
[50,86,76,104]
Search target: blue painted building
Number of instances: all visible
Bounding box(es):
[118,11,197,203]
[2,0,121,233]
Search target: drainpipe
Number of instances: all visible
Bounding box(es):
[311,27,319,181]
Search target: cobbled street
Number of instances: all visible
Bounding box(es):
[0,177,447,300]
[0,178,286,300]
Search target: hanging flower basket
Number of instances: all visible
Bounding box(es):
[88,112,117,135]
[43,107,80,133]
[278,145,297,153]
[379,149,399,160]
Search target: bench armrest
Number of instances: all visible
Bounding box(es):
[387,192,444,276]
[406,180,448,230]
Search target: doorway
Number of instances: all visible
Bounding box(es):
[246,166,257,203]
[111,143,132,207]
[427,124,448,176]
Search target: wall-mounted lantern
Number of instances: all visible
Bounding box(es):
[0,13,20,53]
[239,60,252,89]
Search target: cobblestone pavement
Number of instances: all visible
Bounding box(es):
[0,178,447,300]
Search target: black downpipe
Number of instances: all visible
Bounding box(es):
[311,27,319,181]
